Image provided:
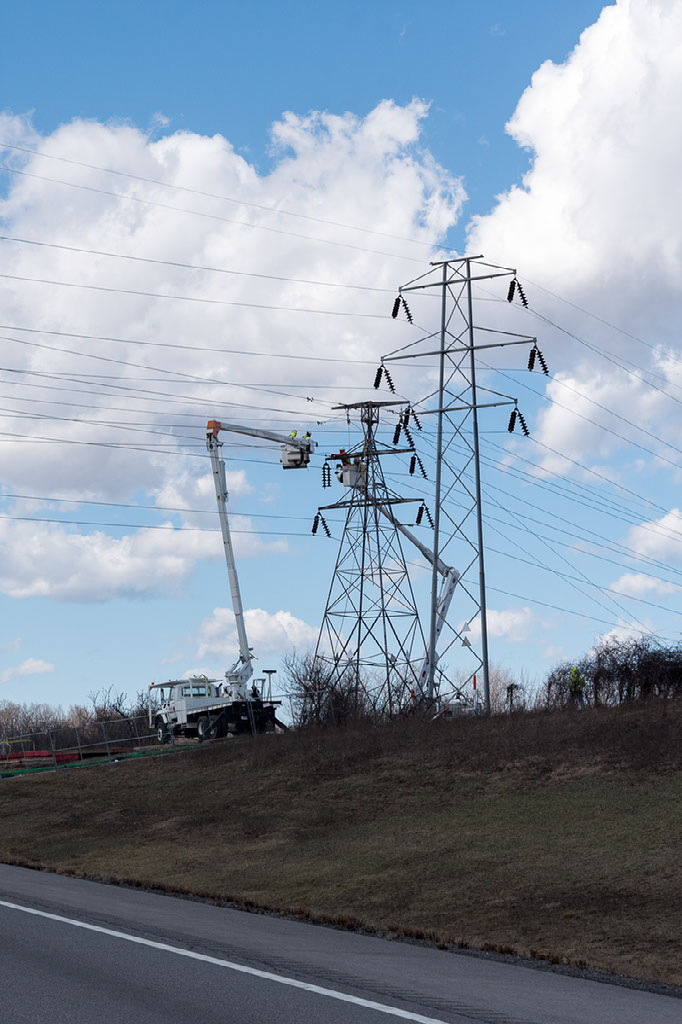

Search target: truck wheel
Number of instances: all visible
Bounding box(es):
[155,718,170,745]
[196,716,210,742]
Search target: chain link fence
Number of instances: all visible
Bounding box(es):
[0,713,174,778]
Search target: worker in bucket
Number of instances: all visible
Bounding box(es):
[330,448,350,465]
[569,665,586,707]
[289,429,298,439]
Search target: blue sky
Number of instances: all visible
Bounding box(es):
[2,0,606,234]
[2,0,682,711]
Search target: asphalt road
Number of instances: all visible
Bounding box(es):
[0,864,678,1024]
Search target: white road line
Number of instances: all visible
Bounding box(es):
[0,898,451,1023]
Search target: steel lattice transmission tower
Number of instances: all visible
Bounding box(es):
[381,256,538,713]
[312,400,429,716]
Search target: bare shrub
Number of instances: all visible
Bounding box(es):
[544,636,682,708]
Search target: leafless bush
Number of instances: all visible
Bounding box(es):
[283,652,397,726]
[544,636,682,708]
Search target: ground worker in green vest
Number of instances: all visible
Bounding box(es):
[569,665,586,707]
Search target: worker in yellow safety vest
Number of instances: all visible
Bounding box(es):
[569,665,586,707]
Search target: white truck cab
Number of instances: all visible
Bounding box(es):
[148,676,279,742]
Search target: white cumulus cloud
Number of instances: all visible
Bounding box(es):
[0,99,464,601]
[0,657,54,684]
[609,572,678,597]
[195,606,319,661]
[468,0,682,472]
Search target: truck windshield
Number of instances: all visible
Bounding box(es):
[181,684,207,697]
[158,688,174,703]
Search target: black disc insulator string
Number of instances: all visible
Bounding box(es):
[528,346,537,371]
[392,421,402,445]
[383,367,396,393]
[508,409,518,433]
[409,455,416,476]
[401,296,413,324]
[373,365,383,389]
[391,296,401,319]
[507,279,517,303]
[322,462,332,488]
[312,513,320,535]
[537,348,549,375]
[517,409,530,437]
[416,505,424,526]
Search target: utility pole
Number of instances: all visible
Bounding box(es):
[381,257,537,714]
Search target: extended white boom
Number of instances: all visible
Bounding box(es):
[206,419,314,698]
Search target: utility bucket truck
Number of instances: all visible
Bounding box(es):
[149,420,315,743]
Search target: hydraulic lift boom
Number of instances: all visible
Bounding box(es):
[206,419,314,699]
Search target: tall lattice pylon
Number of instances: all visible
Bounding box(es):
[313,401,427,716]
[381,257,537,713]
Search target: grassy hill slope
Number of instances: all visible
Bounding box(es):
[1,704,680,985]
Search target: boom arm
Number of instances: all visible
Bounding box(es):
[207,430,253,698]
[373,500,460,694]
[206,420,315,699]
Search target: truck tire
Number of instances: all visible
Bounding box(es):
[196,716,210,742]
[155,717,170,744]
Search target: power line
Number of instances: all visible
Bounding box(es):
[0,491,342,522]
[0,321,381,365]
[0,512,314,536]
[0,140,438,250]
[0,333,340,416]
[0,271,395,319]
[0,163,427,264]
[0,233,400,295]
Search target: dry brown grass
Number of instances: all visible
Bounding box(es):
[1,703,680,984]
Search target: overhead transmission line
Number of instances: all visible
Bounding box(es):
[0,271,397,319]
[405,427,659,631]
[0,233,401,294]
[0,140,438,250]
[0,164,427,264]
[0,332,341,416]
[0,512,318,537]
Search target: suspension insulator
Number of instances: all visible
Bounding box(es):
[424,505,435,528]
[508,409,518,433]
[416,505,424,526]
[403,424,415,450]
[409,455,416,476]
[312,513,320,535]
[383,368,396,394]
[322,462,332,488]
[517,410,530,437]
[415,454,428,479]
[528,346,537,371]
[516,280,529,308]
[391,296,401,319]
[393,422,402,445]
[401,297,414,324]
[507,279,517,303]
[320,514,332,538]
[403,408,410,428]
[411,409,422,431]
[537,348,549,375]
[373,365,383,389]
